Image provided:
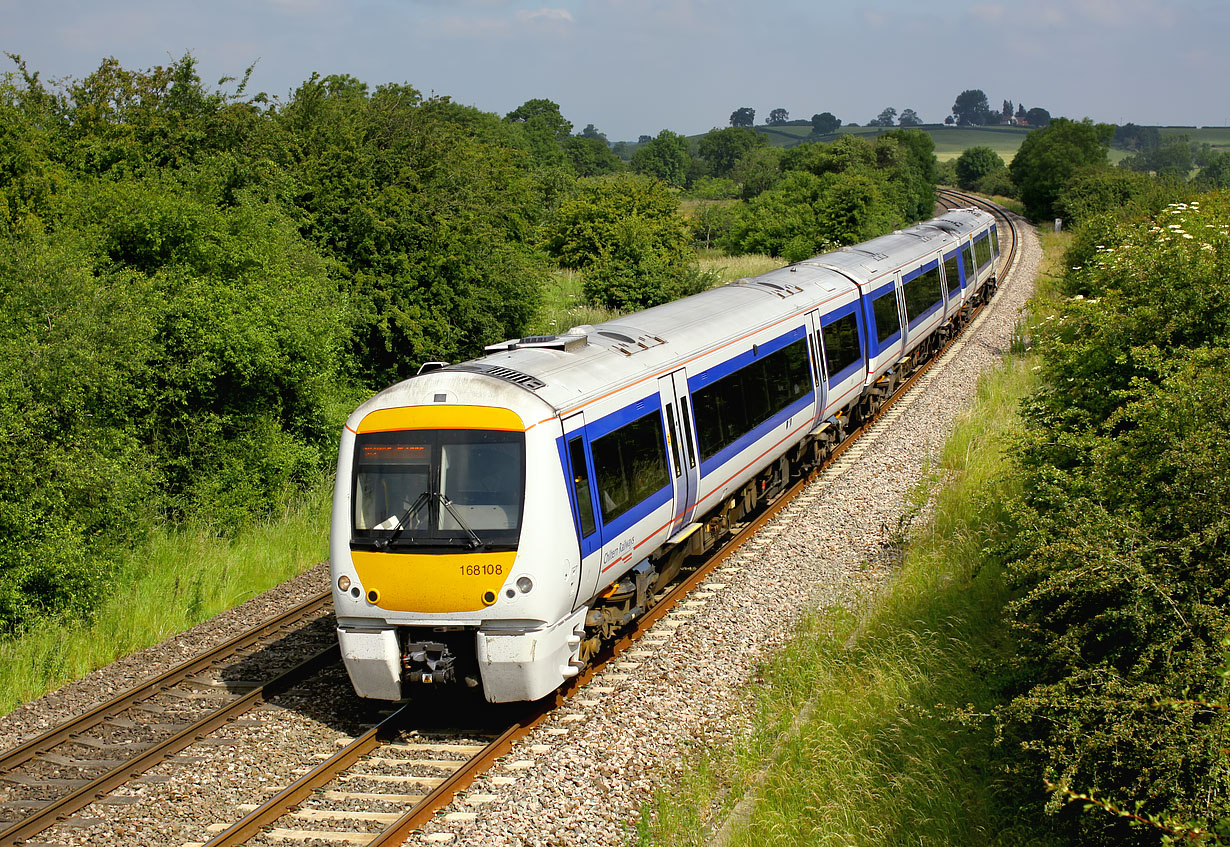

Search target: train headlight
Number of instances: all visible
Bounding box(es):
[516,576,533,594]
[337,575,351,592]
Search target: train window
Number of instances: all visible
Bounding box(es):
[679,397,696,469]
[821,312,860,380]
[567,436,596,538]
[872,288,901,346]
[974,235,991,268]
[903,266,944,323]
[591,409,669,524]
[943,255,960,297]
[692,338,811,461]
[991,227,1000,257]
[664,404,682,478]
[960,244,975,282]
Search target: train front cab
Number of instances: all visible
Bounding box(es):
[332,394,588,704]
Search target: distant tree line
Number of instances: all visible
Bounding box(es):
[723,90,1051,135]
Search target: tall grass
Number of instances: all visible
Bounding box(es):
[640,353,1038,846]
[0,478,332,716]
[696,252,785,285]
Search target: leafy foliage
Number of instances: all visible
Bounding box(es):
[1009,118,1114,220]
[952,89,993,126]
[955,146,1007,191]
[0,55,565,635]
[995,194,1230,844]
[810,112,841,136]
[630,129,690,187]
[544,174,704,310]
[696,126,767,178]
[719,132,935,259]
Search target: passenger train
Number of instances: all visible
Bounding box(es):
[330,208,1001,703]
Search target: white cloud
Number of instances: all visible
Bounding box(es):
[516,7,575,25]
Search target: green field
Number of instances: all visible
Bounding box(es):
[743,123,1032,161]
[739,123,1230,164]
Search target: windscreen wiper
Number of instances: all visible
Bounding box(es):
[376,490,430,550]
[435,493,484,550]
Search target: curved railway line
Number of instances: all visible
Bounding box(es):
[0,189,1019,847]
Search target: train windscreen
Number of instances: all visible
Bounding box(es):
[351,430,525,550]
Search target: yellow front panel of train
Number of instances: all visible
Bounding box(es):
[351,550,517,613]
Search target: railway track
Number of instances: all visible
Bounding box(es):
[0,593,337,847]
[0,191,1020,846]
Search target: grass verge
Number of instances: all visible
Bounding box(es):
[639,352,1037,846]
[0,477,332,717]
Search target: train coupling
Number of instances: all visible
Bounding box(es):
[403,640,457,684]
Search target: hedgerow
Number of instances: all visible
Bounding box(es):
[995,195,1230,844]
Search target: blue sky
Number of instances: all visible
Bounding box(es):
[2,0,1227,140]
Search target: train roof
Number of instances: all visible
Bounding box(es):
[378,207,994,419]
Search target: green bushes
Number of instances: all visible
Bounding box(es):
[717,132,936,260]
[545,174,711,310]
[995,194,1230,842]
[0,57,557,639]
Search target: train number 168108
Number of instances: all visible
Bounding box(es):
[460,563,503,577]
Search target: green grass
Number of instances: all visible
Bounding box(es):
[637,226,1071,847]
[697,251,786,284]
[638,353,1037,847]
[0,478,332,716]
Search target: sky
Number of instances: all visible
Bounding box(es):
[2,0,1227,141]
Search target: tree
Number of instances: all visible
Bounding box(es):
[729,145,782,199]
[810,112,841,136]
[1001,99,1013,123]
[869,107,897,127]
[1195,151,1230,189]
[729,106,755,128]
[580,123,607,142]
[1120,134,1193,179]
[898,108,922,127]
[563,134,624,176]
[504,97,573,166]
[878,128,940,220]
[630,129,691,187]
[505,97,572,140]
[767,108,789,125]
[954,146,1006,190]
[1024,107,1051,128]
[284,80,551,383]
[952,89,992,126]
[1016,103,1027,122]
[543,174,704,310]
[697,126,767,178]
[1009,117,1114,219]
[1113,123,1161,151]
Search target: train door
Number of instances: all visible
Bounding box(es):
[656,371,700,537]
[561,412,603,606]
[805,310,829,414]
